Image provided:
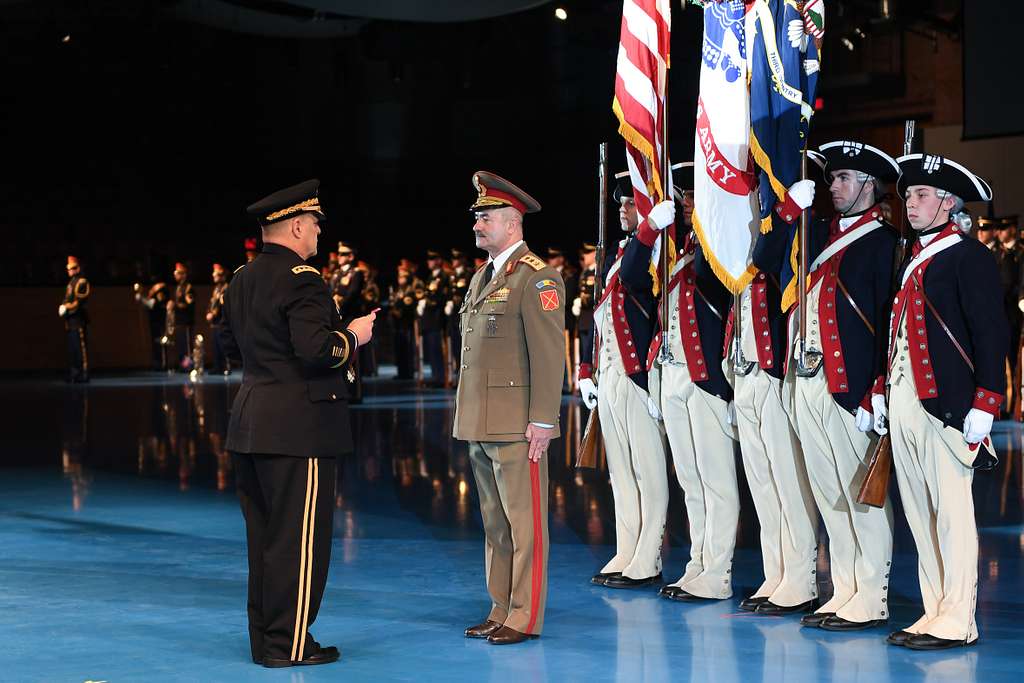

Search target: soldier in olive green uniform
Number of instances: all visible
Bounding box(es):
[454,171,565,646]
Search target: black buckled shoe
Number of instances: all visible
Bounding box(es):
[755,599,817,615]
[659,585,682,598]
[592,571,622,586]
[668,590,717,603]
[800,612,835,628]
[604,573,663,589]
[739,596,769,612]
[263,645,340,668]
[904,633,978,651]
[818,616,888,631]
[886,630,914,646]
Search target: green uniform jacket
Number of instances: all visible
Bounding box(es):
[453,242,565,442]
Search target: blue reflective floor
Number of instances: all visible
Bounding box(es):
[1,372,1022,682]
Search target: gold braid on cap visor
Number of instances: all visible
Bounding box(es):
[265,198,322,222]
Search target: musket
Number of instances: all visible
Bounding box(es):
[577,142,609,469]
[858,119,916,508]
[795,143,823,377]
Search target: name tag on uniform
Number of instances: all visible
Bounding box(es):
[485,287,510,303]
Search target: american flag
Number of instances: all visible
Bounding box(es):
[612,0,674,286]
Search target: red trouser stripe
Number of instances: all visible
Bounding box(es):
[525,460,544,635]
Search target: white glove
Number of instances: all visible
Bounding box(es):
[727,401,737,427]
[804,58,820,76]
[871,393,888,436]
[787,179,816,210]
[787,18,808,50]
[963,408,994,445]
[416,298,426,317]
[58,304,67,317]
[578,377,598,410]
[143,297,155,310]
[855,406,873,433]
[1018,298,1024,314]
[444,301,454,317]
[647,200,676,231]
[572,297,582,317]
[646,396,662,421]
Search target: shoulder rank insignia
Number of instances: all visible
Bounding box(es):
[519,253,546,271]
[535,278,557,290]
[292,265,319,275]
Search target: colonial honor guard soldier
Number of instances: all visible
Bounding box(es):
[788,141,898,630]
[206,263,231,374]
[644,164,740,602]
[170,262,196,371]
[726,177,819,616]
[59,256,91,383]
[578,171,670,588]
[875,155,1006,650]
[446,248,474,382]
[220,179,377,667]
[454,171,564,645]
[418,250,450,387]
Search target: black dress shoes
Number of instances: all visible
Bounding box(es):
[604,573,663,589]
[739,596,769,612]
[904,633,978,651]
[591,571,622,586]
[886,630,914,646]
[755,599,817,615]
[465,620,503,639]
[818,616,888,631]
[800,612,835,627]
[487,626,539,645]
[263,645,340,668]
[659,585,681,598]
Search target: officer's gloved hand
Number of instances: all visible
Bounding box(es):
[646,200,676,232]
[854,406,873,433]
[578,377,598,410]
[443,301,454,317]
[870,393,888,436]
[58,304,67,317]
[416,298,426,317]
[963,408,994,445]
[572,296,582,317]
[787,179,816,210]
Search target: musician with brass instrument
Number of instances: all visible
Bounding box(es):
[206,263,231,374]
[874,154,1005,650]
[59,256,91,383]
[579,170,669,589]
[726,181,817,617]
[388,260,421,380]
[572,244,598,383]
[788,142,900,632]
[445,248,474,384]
[418,250,449,387]
[643,163,739,602]
[134,278,169,370]
[170,262,196,371]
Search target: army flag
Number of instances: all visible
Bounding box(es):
[612,0,676,287]
[747,0,823,311]
[691,0,761,294]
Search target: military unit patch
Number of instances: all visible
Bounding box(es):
[539,289,559,311]
[291,265,319,275]
[535,278,558,290]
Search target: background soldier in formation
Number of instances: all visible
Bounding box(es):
[135,278,169,370]
[573,243,598,382]
[546,247,578,391]
[59,255,90,383]
[418,249,449,386]
[206,263,231,374]
[331,243,365,319]
[170,262,196,371]
[446,248,473,383]
[388,260,421,380]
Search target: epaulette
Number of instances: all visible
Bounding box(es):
[519,253,546,271]
[292,265,319,275]
[233,264,246,274]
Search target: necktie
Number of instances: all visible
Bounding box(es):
[477,262,494,297]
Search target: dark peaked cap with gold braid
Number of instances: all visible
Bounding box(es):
[247,179,326,227]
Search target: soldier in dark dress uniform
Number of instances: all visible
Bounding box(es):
[418,249,449,386]
[221,179,377,668]
[991,216,1023,369]
[331,243,365,320]
[59,256,90,383]
[446,248,473,383]
[170,262,196,371]
[206,263,231,374]
[573,244,598,384]
[135,279,170,370]
[547,247,578,392]
[389,261,421,380]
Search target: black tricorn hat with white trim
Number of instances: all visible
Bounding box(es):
[817,141,900,183]
[897,154,993,203]
[611,170,632,204]
[671,161,695,199]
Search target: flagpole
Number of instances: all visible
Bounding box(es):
[658,7,672,364]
